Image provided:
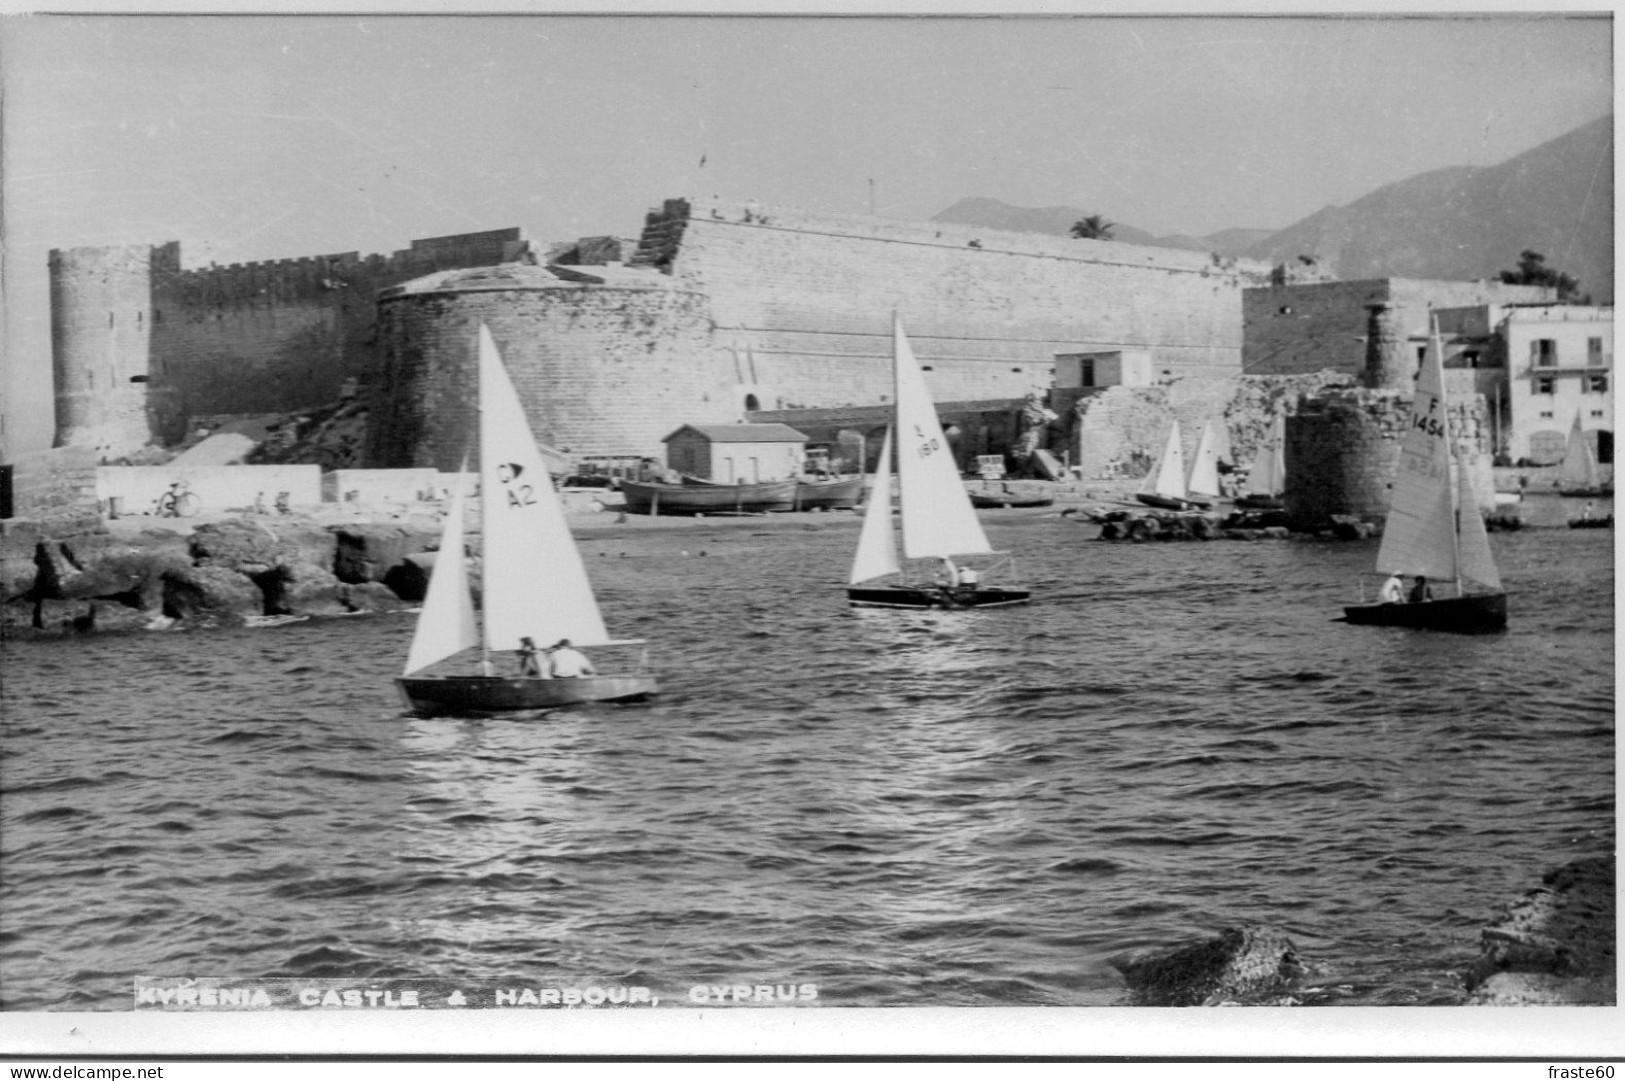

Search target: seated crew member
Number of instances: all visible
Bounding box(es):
[548,639,596,678]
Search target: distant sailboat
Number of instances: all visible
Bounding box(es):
[1556,411,1611,498]
[1135,421,1209,510]
[846,317,1031,609]
[396,325,657,714]
[1186,420,1223,504]
[1236,412,1286,510]
[1343,319,1506,634]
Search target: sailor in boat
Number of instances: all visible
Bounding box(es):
[548,639,596,679]
[517,636,546,678]
[1377,573,1405,604]
[1407,575,1434,604]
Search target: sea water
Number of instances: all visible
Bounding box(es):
[1,504,1613,1009]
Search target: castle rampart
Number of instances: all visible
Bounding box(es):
[52,230,534,456]
[636,196,1272,412]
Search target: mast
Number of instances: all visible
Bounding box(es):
[1437,319,1463,596]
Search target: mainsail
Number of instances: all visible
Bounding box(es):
[892,316,993,560]
[402,466,478,675]
[1455,455,1502,591]
[849,426,901,585]
[1558,411,1601,490]
[476,324,611,651]
[1141,422,1187,501]
[1374,320,1463,582]
[1244,413,1285,498]
[1187,420,1222,500]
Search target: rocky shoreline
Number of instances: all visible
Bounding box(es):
[1108,855,1616,1006]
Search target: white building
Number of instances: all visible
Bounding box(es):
[1501,305,1613,465]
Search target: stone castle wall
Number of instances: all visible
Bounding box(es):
[366,269,722,469]
[640,196,1274,412]
[51,230,532,455]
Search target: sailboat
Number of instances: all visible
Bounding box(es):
[1134,421,1209,510]
[396,325,657,714]
[1236,412,1286,510]
[1185,419,1224,505]
[1343,320,1507,634]
[846,317,1031,609]
[1556,411,1611,498]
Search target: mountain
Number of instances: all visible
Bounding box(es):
[1241,115,1612,302]
[932,197,1268,256]
[932,115,1613,301]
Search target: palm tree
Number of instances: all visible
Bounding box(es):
[1069,214,1116,241]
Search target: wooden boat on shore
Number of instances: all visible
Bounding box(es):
[620,477,796,515]
[795,474,865,510]
[967,484,1054,509]
[1569,513,1613,529]
[846,317,1031,610]
[396,325,656,715]
[1341,319,1506,635]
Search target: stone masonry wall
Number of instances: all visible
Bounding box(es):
[1287,389,1494,531]
[367,279,722,469]
[52,231,533,454]
[50,243,178,456]
[642,196,1272,411]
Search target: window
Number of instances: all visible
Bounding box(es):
[1532,339,1558,367]
[1589,337,1604,364]
[1535,376,1555,394]
[1591,410,1605,419]
[1539,411,1554,419]
[1587,375,1607,393]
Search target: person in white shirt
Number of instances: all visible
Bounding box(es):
[547,639,596,678]
[1377,573,1405,604]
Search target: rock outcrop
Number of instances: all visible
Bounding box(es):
[1110,925,1308,1006]
[1465,856,1615,1006]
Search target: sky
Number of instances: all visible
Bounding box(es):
[1,8,1614,454]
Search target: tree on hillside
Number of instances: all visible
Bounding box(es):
[1499,250,1588,303]
[1069,214,1116,241]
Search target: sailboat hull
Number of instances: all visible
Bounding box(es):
[396,674,657,715]
[1342,593,1507,634]
[1557,487,1612,498]
[847,585,1031,610]
[1134,493,1209,511]
[1233,494,1283,510]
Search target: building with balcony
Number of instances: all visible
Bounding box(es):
[1499,304,1613,465]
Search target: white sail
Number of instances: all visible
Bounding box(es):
[849,427,901,584]
[892,316,993,560]
[403,466,480,675]
[1140,421,1187,500]
[1455,456,1501,591]
[1244,413,1285,497]
[1374,319,1461,581]
[477,324,611,651]
[1187,420,1222,499]
[1558,411,1600,490]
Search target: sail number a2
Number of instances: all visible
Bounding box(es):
[496,462,538,508]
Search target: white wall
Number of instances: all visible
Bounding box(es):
[96,465,322,516]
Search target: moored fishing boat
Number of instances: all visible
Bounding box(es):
[620,477,797,515]
[795,474,865,510]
